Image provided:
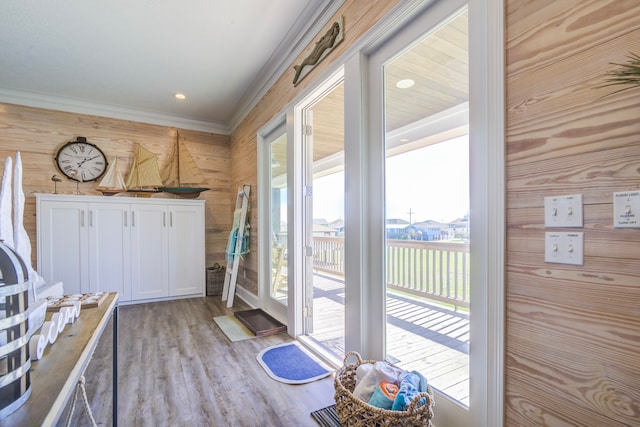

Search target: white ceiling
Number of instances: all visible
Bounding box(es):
[0,0,341,134]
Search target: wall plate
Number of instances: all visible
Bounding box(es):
[544,232,584,265]
[544,194,583,228]
[613,191,640,228]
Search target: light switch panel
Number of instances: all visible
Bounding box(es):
[545,232,584,265]
[613,191,640,228]
[544,194,583,227]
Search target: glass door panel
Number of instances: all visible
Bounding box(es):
[269,130,288,307]
[302,80,346,360]
[383,8,470,407]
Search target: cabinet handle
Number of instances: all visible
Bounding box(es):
[163,212,166,227]
[89,210,93,227]
[81,210,85,227]
[132,211,135,227]
[124,211,128,227]
[170,212,173,227]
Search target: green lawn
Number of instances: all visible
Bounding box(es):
[385,244,470,303]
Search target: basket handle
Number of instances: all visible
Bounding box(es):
[343,351,363,367]
[406,392,434,414]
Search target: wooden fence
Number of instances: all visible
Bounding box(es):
[313,236,470,310]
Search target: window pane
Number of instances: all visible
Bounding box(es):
[383,8,470,406]
[270,133,288,303]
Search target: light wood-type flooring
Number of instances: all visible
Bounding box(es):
[59,297,335,427]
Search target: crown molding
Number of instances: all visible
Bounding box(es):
[0,1,343,136]
[228,0,345,132]
[0,87,231,135]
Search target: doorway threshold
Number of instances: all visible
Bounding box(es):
[297,335,342,370]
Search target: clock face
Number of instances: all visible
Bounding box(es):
[55,138,108,182]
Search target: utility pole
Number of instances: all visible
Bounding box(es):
[406,208,415,224]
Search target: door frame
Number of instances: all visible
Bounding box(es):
[365,2,471,424]
[256,1,504,424]
[294,67,345,337]
[257,115,290,325]
[357,0,504,425]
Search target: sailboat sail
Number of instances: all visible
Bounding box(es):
[96,157,126,194]
[161,136,204,186]
[125,145,163,191]
[159,131,209,198]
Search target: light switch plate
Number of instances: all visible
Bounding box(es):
[545,232,584,265]
[544,194,583,227]
[613,191,640,228]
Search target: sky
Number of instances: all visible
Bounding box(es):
[312,135,469,224]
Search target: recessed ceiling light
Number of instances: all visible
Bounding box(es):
[400,138,410,142]
[174,92,187,100]
[396,79,415,89]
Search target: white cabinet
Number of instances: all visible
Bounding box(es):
[37,200,89,296]
[88,201,131,300]
[130,203,168,300]
[167,204,205,296]
[37,194,205,303]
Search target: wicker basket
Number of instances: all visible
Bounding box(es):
[334,352,434,427]
[206,263,226,296]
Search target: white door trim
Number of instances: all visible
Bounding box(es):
[469,0,505,425]
[256,1,504,424]
[360,0,505,425]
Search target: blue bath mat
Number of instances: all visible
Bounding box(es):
[257,342,332,384]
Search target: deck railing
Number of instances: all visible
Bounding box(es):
[313,236,470,310]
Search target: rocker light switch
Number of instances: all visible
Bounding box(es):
[544,194,583,228]
[613,191,640,228]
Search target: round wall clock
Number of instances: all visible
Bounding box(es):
[55,136,108,182]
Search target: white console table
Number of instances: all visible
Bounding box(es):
[0,293,119,426]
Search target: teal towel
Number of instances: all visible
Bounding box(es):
[368,381,399,410]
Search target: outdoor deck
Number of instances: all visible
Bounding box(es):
[310,272,470,406]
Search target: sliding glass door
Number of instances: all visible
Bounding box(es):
[366,1,473,425]
[299,75,346,361]
[260,122,289,321]
[382,8,470,405]
[258,1,503,424]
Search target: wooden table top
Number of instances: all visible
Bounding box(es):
[0,292,118,427]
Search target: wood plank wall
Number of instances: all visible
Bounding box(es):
[230,0,401,294]
[0,103,231,271]
[506,1,640,426]
[4,1,637,424]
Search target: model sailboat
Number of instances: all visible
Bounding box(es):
[159,131,209,198]
[96,157,127,196]
[125,145,163,196]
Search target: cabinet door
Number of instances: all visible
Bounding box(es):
[88,202,131,301]
[38,200,89,295]
[130,204,168,300]
[167,204,205,296]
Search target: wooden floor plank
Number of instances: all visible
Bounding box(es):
[65,271,470,424]
[65,297,335,426]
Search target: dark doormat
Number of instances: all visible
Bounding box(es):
[311,404,341,427]
[234,308,286,337]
